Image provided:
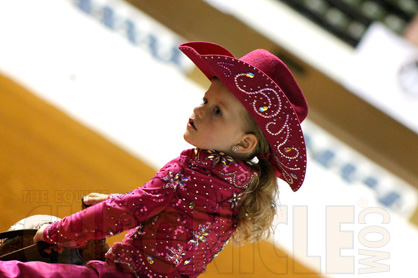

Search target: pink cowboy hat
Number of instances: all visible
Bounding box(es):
[179,41,308,192]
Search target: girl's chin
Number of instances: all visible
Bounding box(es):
[183,137,206,150]
[183,134,196,147]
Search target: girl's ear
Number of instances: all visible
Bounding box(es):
[235,134,258,154]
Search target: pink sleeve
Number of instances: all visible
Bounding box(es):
[43,177,174,248]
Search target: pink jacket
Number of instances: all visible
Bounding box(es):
[43,149,258,278]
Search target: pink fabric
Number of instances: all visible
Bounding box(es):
[31,149,257,278]
[0,260,134,278]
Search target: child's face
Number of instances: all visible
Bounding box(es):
[184,79,248,154]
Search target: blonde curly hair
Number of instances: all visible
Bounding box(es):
[232,111,279,244]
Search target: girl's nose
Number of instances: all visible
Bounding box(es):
[193,105,204,118]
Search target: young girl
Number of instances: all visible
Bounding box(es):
[0,41,308,278]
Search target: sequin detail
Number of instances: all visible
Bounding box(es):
[216,168,257,189]
[45,224,58,245]
[235,72,281,119]
[217,61,234,77]
[259,106,268,112]
[214,238,230,258]
[193,149,258,188]
[130,224,145,239]
[109,193,125,199]
[166,244,186,266]
[147,256,154,264]
[162,170,190,191]
[189,224,211,247]
[207,150,234,167]
[228,192,242,208]
[231,70,303,186]
[43,147,250,278]
[246,72,255,78]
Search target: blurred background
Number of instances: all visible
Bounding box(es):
[0,0,417,277]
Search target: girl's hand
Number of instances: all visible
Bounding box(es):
[82,192,109,206]
[33,224,47,244]
[33,224,64,254]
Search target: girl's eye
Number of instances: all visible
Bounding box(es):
[202,98,208,105]
[214,107,222,116]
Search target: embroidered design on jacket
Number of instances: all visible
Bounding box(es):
[162,170,190,191]
[189,223,211,248]
[166,244,187,266]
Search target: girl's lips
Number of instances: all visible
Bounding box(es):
[188,118,197,130]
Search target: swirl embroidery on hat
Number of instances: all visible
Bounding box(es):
[233,72,292,149]
[266,114,289,136]
[274,155,300,185]
[217,61,234,77]
[232,69,300,184]
[267,114,300,160]
[234,73,281,119]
